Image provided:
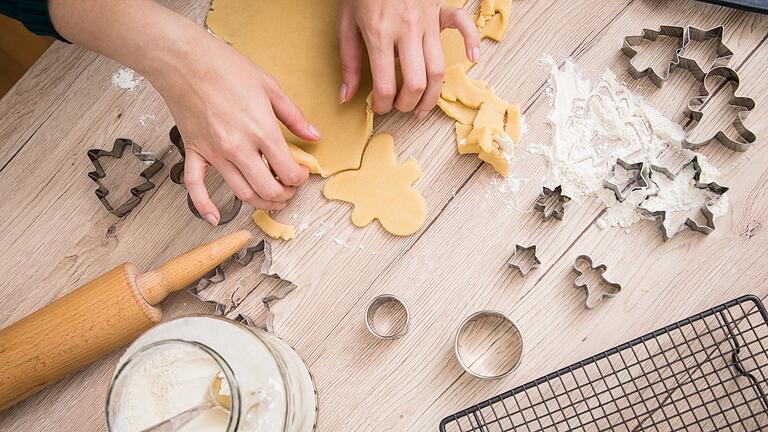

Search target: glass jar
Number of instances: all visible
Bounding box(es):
[106,316,317,432]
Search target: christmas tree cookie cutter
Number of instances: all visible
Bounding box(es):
[169,126,243,224]
[572,255,622,309]
[682,66,756,152]
[622,25,686,88]
[640,157,729,241]
[87,138,164,217]
[603,159,651,202]
[534,185,571,221]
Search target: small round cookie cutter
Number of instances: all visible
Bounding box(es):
[365,294,410,340]
[454,310,524,380]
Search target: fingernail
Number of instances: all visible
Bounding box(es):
[308,124,321,139]
[471,47,481,63]
[339,83,348,103]
[416,110,428,120]
[204,213,219,226]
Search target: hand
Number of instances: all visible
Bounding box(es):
[151,36,320,225]
[338,0,480,118]
[49,0,320,225]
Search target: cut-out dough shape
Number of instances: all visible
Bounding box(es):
[252,210,296,241]
[476,0,512,41]
[323,134,426,236]
[207,0,373,174]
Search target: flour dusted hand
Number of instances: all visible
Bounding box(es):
[338,0,481,118]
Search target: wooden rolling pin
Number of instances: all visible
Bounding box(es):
[0,230,252,411]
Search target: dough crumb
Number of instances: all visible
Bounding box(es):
[252,210,296,241]
[475,0,512,41]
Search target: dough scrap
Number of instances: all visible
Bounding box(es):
[252,210,296,241]
[323,134,426,236]
[476,0,512,41]
[288,143,327,177]
[439,64,522,176]
[207,0,373,175]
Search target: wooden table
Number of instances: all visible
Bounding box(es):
[1,0,767,430]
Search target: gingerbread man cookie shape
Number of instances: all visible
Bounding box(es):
[323,134,427,236]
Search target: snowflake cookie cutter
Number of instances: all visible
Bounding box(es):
[682,66,756,152]
[572,255,622,310]
[169,126,243,224]
[677,26,734,82]
[87,138,164,217]
[622,25,686,88]
[534,185,571,221]
[188,240,297,333]
[640,157,729,241]
[507,244,541,276]
[603,159,651,202]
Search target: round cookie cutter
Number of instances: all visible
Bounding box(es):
[454,310,524,380]
[365,294,410,340]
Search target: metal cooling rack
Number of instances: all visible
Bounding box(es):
[440,295,768,431]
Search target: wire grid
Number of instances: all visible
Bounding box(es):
[440,295,768,431]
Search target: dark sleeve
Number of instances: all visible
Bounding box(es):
[0,0,69,42]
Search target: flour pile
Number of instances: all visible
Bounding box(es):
[111,67,144,91]
[531,55,729,233]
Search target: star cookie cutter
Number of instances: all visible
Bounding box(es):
[622,26,685,88]
[169,126,244,224]
[677,26,734,82]
[572,255,622,309]
[534,185,571,221]
[640,157,729,241]
[507,244,541,276]
[682,66,756,152]
[603,159,651,202]
[87,138,164,217]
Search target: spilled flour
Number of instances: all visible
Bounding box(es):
[112,67,144,91]
[532,55,729,232]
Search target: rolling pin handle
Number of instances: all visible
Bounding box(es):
[137,230,252,305]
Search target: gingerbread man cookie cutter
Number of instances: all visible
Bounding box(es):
[87,138,164,217]
[572,255,622,309]
[169,126,244,225]
[639,158,729,241]
[603,159,651,202]
[682,66,756,152]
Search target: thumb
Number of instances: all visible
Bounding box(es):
[184,151,220,225]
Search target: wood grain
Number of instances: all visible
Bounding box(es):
[0,0,766,430]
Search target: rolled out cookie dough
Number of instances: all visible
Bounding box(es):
[323,134,426,236]
[207,0,373,175]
